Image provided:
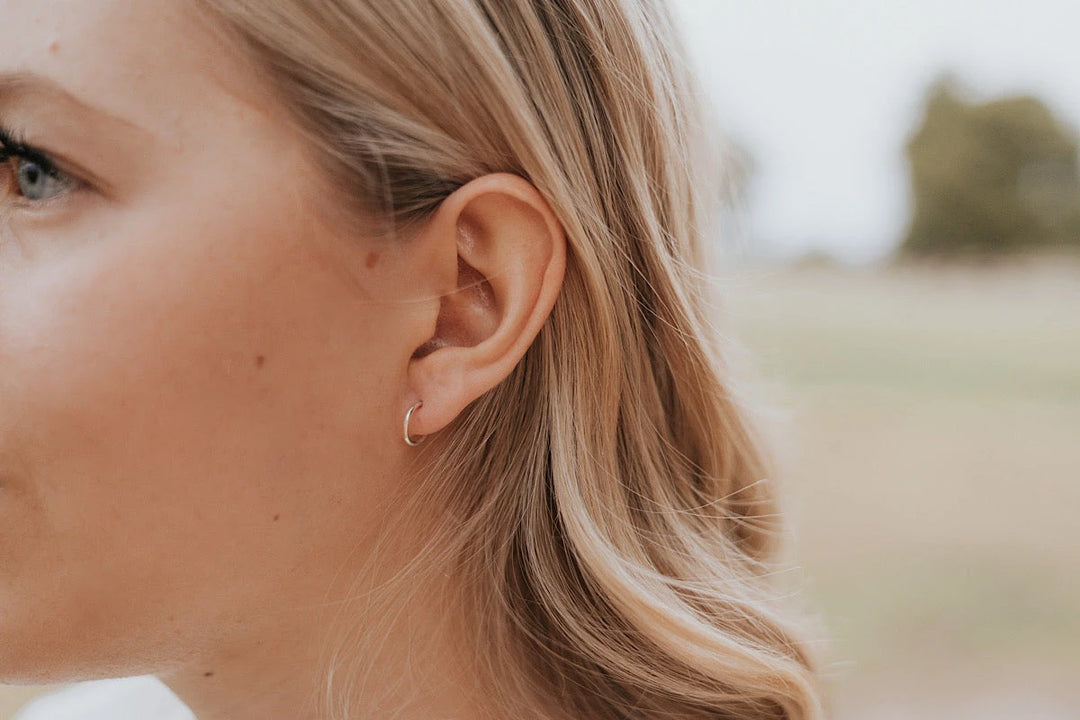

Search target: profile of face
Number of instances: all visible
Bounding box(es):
[0,0,564,714]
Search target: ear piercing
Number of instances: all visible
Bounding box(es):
[404,401,426,447]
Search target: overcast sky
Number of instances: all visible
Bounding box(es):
[669,0,1080,262]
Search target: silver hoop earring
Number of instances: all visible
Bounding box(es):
[403,401,426,447]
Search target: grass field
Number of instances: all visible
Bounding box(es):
[3,260,1079,718]
[722,259,1080,719]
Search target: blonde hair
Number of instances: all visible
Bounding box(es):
[197,1,824,718]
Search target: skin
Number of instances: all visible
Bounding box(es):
[0,1,566,719]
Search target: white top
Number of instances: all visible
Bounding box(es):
[14,676,196,720]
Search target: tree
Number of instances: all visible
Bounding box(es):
[900,77,1080,259]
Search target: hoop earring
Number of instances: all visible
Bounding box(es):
[403,401,426,447]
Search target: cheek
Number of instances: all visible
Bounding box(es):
[0,197,401,679]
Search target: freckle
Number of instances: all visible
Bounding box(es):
[365,251,380,269]
[273,513,280,522]
[255,355,266,369]
[48,41,60,53]
[203,671,214,678]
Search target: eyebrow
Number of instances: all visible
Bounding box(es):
[0,71,148,136]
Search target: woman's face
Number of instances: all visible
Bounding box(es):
[0,0,419,682]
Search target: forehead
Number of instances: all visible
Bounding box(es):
[0,0,269,137]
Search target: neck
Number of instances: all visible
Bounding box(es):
[159,548,491,720]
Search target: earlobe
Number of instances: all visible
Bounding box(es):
[403,173,565,441]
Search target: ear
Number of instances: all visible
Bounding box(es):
[402,173,566,440]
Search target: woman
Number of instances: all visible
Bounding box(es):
[1,1,823,718]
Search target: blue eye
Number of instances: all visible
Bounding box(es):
[7,154,76,202]
[0,127,81,205]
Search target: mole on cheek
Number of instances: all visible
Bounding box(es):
[273,513,280,522]
[365,251,380,269]
[255,355,266,369]
[203,671,214,678]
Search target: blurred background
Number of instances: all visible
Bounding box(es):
[3,1,1078,718]
[669,1,1080,719]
